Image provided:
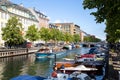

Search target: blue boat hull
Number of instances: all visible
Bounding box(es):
[35,52,53,59]
[10,75,46,80]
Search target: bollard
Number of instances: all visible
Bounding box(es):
[26,48,28,53]
[54,53,56,65]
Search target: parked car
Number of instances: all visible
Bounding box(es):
[35,43,44,47]
[26,42,32,48]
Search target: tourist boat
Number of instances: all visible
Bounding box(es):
[35,48,53,59]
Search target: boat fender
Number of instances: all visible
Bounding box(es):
[51,71,57,78]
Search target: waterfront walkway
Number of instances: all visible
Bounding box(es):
[108,50,120,80]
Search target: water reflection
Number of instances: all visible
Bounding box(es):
[0,48,90,80]
[0,55,29,80]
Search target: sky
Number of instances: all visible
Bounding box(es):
[10,0,106,40]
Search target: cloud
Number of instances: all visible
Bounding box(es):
[54,20,61,23]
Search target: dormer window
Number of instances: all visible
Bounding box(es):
[1,5,7,11]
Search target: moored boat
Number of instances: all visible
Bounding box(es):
[35,48,53,59]
[75,54,105,70]
[55,61,77,69]
[59,64,98,75]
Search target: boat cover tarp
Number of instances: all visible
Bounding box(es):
[10,75,46,80]
[61,65,97,71]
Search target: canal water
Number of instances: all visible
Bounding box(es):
[0,48,90,80]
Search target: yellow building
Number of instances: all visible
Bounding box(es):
[53,23,81,35]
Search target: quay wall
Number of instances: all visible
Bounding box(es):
[0,48,39,58]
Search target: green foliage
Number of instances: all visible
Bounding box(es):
[2,16,24,47]
[105,13,120,43]
[49,28,63,41]
[83,0,120,43]
[39,27,82,43]
[25,24,39,42]
[84,36,101,42]
[73,34,81,43]
[39,27,51,42]
[64,32,73,43]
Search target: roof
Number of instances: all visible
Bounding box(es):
[0,0,38,22]
[0,0,29,12]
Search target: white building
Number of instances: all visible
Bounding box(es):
[0,0,39,46]
[29,8,49,29]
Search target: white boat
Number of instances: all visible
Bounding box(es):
[60,65,97,72]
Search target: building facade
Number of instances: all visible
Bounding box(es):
[49,23,58,29]
[29,8,49,29]
[53,23,81,35]
[0,0,39,46]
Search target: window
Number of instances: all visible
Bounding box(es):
[1,12,3,19]
[5,13,7,19]
[1,22,4,27]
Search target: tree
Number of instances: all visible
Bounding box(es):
[39,27,51,43]
[49,28,61,45]
[2,16,24,48]
[73,34,81,43]
[84,36,90,42]
[25,24,39,43]
[84,36,101,42]
[50,28,64,42]
[83,0,120,43]
[64,32,73,43]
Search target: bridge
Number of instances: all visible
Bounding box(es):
[80,42,97,47]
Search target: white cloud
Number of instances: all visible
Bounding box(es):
[54,20,61,23]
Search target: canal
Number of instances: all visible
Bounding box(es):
[0,48,90,80]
